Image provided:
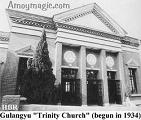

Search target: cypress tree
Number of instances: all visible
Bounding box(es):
[21,27,56,104]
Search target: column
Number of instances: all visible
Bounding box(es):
[99,49,109,106]
[79,46,87,105]
[117,52,125,103]
[136,67,141,93]
[54,42,62,86]
[117,52,126,104]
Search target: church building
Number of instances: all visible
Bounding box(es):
[0,3,141,106]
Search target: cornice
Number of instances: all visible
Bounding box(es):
[121,39,139,47]
[121,36,140,47]
[57,22,122,40]
[6,10,139,47]
[92,3,127,35]
[0,31,9,41]
[15,45,34,57]
[17,53,33,57]
[58,10,93,23]
[56,22,139,47]
[7,9,57,30]
[10,17,56,30]
[53,3,94,22]
[92,9,119,34]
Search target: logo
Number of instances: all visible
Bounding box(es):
[2,104,18,111]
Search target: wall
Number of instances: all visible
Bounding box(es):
[122,50,141,94]
[0,47,8,103]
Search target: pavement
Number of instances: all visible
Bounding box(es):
[20,104,141,111]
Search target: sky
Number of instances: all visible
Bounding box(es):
[0,0,141,39]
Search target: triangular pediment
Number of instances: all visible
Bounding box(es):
[54,3,127,35]
[16,45,35,57]
[68,13,113,34]
[126,59,139,67]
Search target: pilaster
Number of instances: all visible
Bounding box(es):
[79,46,87,105]
[55,42,62,86]
[99,49,109,105]
[117,52,125,104]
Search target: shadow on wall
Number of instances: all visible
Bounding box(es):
[0,61,5,105]
[1,50,19,97]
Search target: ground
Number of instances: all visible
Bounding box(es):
[21,104,141,111]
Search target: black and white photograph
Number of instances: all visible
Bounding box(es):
[0,0,141,114]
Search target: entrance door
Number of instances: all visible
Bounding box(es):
[107,71,121,104]
[61,68,80,105]
[87,70,103,106]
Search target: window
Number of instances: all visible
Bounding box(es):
[86,70,98,80]
[65,82,70,92]
[107,71,116,80]
[62,68,78,79]
[129,68,137,94]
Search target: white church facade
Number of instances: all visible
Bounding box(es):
[0,3,141,106]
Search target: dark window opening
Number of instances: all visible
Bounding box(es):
[129,68,137,94]
[107,71,116,80]
[86,70,98,80]
[87,70,103,106]
[61,68,80,105]
[107,71,121,104]
[16,57,28,95]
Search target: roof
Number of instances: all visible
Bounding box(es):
[6,9,57,30]
[53,3,127,36]
[5,4,139,47]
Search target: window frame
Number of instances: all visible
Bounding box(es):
[128,68,137,94]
